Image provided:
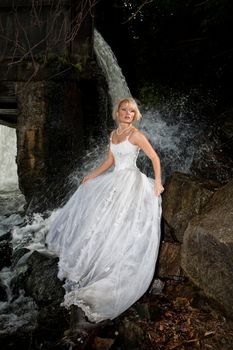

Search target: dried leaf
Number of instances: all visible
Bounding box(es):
[204,331,216,337]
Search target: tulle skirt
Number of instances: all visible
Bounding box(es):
[46,167,162,322]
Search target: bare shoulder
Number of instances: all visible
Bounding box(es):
[110,129,117,135]
[130,128,148,142]
[109,129,116,139]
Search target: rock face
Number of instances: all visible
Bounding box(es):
[162,172,220,242]
[181,178,233,319]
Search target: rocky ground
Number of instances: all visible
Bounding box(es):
[1,240,233,350]
[58,277,233,350]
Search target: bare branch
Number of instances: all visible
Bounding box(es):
[122,0,153,25]
[0,0,100,79]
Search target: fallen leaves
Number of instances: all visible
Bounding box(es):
[116,279,233,350]
[66,279,233,350]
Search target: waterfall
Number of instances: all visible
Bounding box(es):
[94,29,132,106]
[0,125,18,190]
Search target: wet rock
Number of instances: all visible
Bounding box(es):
[10,250,33,296]
[0,279,7,301]
[0,215,24,245]
[0,240,12,270]
[23,250,64,306]
[118,319,145,349]
[35,303,69,341]
[181,178,233,320]
[0,230,11,242]
[0,190,26,217]
[149,278,165,295]
[157,241,185,279]
[10,250,64,306]
[163,172,219,242]
[11,247,30,268]
[1,214,24,227]
[134,301,162,322]
[92,336,115,350]
[134,302,151,320]
[0,292,38,348]
[7,250,68,347]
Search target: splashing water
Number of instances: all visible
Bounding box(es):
[138,105,206,182]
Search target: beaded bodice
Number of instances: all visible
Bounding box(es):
[110,139,140,171]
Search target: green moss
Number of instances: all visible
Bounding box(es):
[138,84,161,106]
[71,62,83,73]
[139,83,179,107]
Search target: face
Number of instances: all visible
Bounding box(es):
[117,102,135,124]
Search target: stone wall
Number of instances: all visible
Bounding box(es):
[15,63,110,212]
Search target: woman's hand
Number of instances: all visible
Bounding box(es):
[81,174,96,184]
[154,181,164,196]
[81,149,114,185]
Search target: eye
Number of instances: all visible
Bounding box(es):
[120,107,135,113]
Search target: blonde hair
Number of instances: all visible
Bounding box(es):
[112,97,142,122]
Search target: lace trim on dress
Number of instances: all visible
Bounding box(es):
[61,293,106,323]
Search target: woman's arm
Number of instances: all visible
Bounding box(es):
[131,130,164,196]
[82,148,115,184]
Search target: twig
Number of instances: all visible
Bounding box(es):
[122,0,153,24]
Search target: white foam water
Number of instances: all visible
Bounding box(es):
[0,125,18,190]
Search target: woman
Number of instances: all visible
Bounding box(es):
[46,97,164,324]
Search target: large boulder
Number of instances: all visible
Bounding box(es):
[8,250,69,347]
[23,250,64,307]
[162,172,219,242]
[181,178,233,319]
[10,249,64,306]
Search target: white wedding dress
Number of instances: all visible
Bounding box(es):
[46,134,162,323]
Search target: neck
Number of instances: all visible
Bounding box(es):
[116,123,133,136]
[118,123,132,130]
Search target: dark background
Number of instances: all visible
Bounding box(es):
[95,0,233,110]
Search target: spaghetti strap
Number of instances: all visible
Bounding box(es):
[109,131,114,142]
[126,129,135,140]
